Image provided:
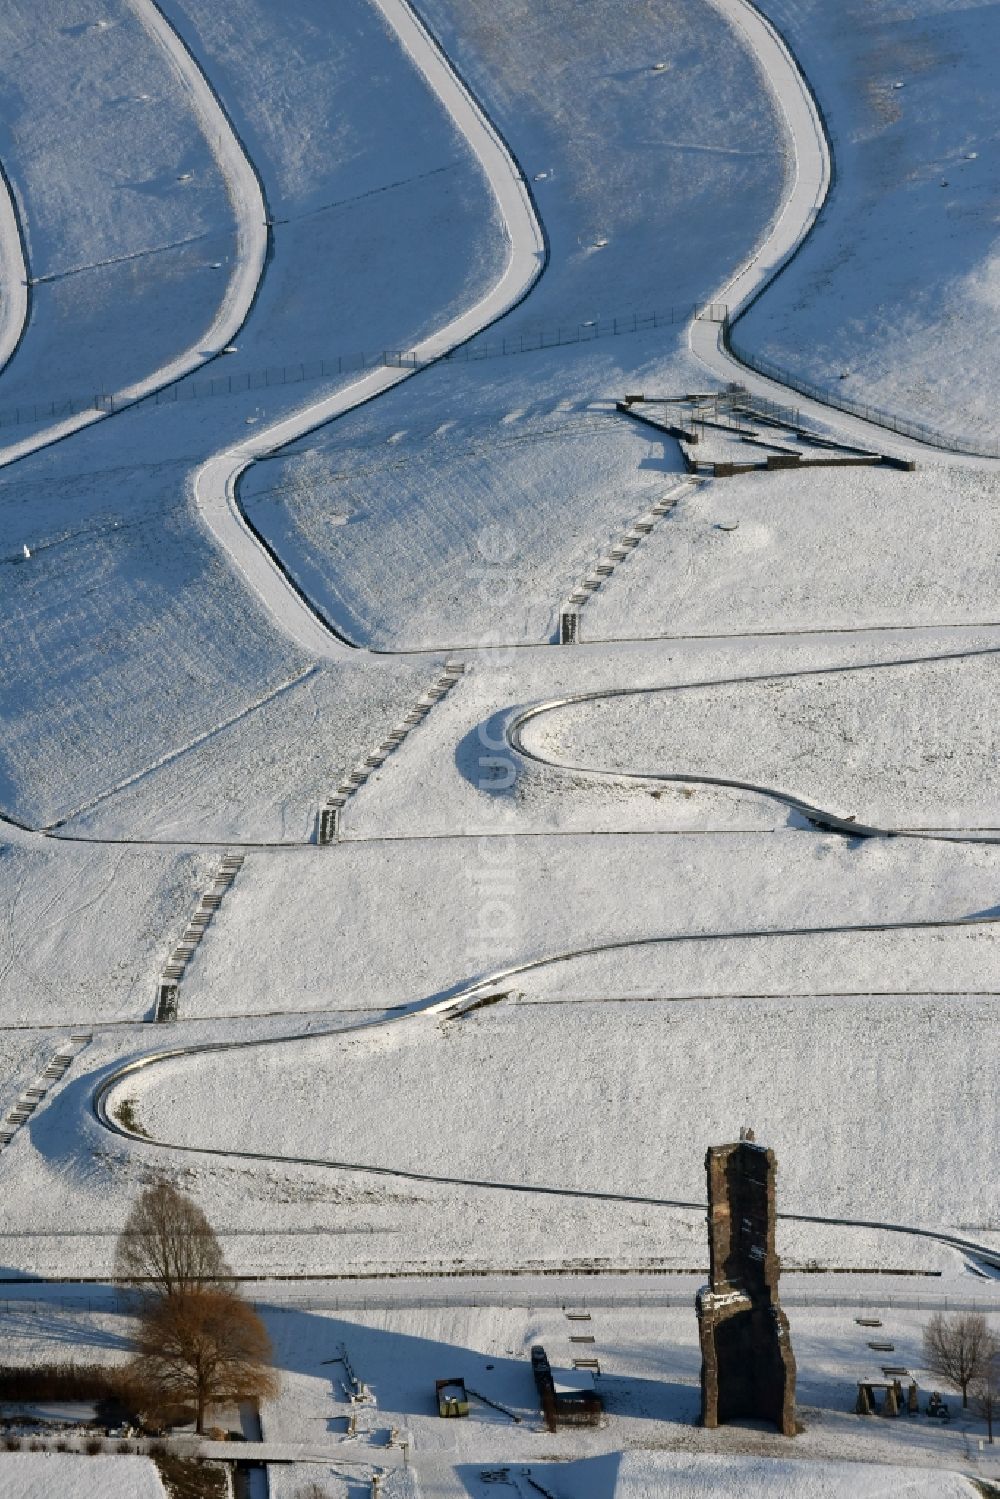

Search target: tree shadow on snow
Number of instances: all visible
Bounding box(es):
[456,1450,623,1498]
[454,709,523,801]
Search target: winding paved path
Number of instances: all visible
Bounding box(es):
[0,156,29,380]
[192,0,545,659]
[7,0,998,1291]
[189,0,1000,662]
[695,0,1000,464]
[509,644,1000,845]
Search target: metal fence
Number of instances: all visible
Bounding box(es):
[0,302,720,434]
[725,321,1000,459]
[2,1289,998,1316]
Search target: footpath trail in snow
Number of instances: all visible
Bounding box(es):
[197,0,995,665]
[0,157,28,378]
[192,0,545,659]
[0,0,267,470]
[5,0,997,1316]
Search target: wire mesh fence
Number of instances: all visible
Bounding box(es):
[0,303,721,434]
[725,322,1000,459]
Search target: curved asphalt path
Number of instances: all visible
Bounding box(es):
[192,0,545,660]
[175,0,1000,664]
[0,153,29,379]
[7,0,998,1281]
[694,0,1000,466]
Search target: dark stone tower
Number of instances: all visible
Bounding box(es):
[696,1133,797,1436]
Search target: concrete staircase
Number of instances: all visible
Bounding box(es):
[317,660,466,843]
[155,852,245,1021]
[559,477,699,643]
[0,1035,92,1149]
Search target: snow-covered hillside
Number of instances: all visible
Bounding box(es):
[0,0,243,421]
[0,0,508,827]
[241,0,787,647]
[0,0,998,1492]
[734,0,1000,446]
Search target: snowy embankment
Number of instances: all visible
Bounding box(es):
[0,1036,59,1121]
[57,658,436,844]
[0,450,313,829]
[0,841,212,1025]
[0,0,263,465]
[172,830,1000,1017]
[331,627,1000,841]
[183,0,542,660]
[583,462,1000,643]
[0,0,507,828]
[241,0,786,649]
[730,0,1000,447]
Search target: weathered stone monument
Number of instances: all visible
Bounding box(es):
[696,1130,797,1436]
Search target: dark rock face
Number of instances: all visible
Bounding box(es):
[696,1137,797,1436]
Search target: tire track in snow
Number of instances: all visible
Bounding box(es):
[90,914,1000,1268]
[0,0,269,470]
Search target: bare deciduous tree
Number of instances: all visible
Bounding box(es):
[114,1182,230,1298]
[923,1312,999,1409]
[130,1288,278,1435]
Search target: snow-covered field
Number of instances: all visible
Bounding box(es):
[172,831,1000,1017]
[125,990,999,1236]
[0,1453,165,1499]
[519,647,1000,829]
[60,658,436,844]
[0,0,999,1492]
[0,840,211,1025]
[584,462,1000,641]
[0,0,507,828]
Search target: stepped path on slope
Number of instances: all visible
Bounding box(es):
[5,1,998,1286]
[192,0,1000,663]
[2,641,997,847]
[148,0,1000,665]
